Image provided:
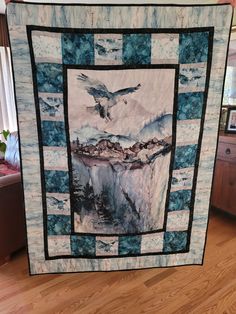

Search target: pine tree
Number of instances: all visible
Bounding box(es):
[72,171,83,213]
[96,188,113,223]
[76,137,80,147]
[81,183,96,212]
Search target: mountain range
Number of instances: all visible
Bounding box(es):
[71,113,172,148]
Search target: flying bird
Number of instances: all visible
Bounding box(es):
[95,43,121,56]
[47,196,69,210]
[77,73,141,121]
[39,97,62,117]
[97,240,117,252]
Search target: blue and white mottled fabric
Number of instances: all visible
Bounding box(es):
[7,2,233,274]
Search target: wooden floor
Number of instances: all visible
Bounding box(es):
[0,209,236,314]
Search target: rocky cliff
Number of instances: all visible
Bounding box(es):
[71,136,172,234]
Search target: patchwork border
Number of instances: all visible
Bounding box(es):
[26,26,214,259]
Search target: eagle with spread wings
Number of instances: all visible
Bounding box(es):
[77,73,141,121]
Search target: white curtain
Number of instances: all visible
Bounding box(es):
[0,46,17,134]
[0,0,5,15]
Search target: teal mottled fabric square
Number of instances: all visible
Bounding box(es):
[163,231,188,252]
[41,121,66,147]
[119,236,141,255]
[168,190,192,211]
[62,33,94,65]
[36,63,63,93]
[45,170,70,193]
[47,215,71,235]
[179,32,209,64]
[71,235,96,256]
[123,34,151,64]
[173,145,198,170]
[177,92,204,120]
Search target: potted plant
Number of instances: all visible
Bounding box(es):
[0,130,10,158]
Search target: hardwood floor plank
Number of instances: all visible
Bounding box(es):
[144,269,177,288]
[191,280,236,314]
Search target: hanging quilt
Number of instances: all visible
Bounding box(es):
[7,1,233,274]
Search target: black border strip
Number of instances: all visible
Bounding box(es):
[163,64,179,231]
[26,25,214,35]
[8,0,232,8]
[26,25,214,260]
[64,64,179,237]
[63,65,74,236]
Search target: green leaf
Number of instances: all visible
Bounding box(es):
[0,142,6,153]
[2,130,10,141]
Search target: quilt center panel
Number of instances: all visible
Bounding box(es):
[67,67,176,235]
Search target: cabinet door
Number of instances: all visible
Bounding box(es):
[211,159,225,210]
[211,160,236,215]
[222,162,236,215]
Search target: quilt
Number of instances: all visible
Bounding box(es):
[7,1,233,274]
